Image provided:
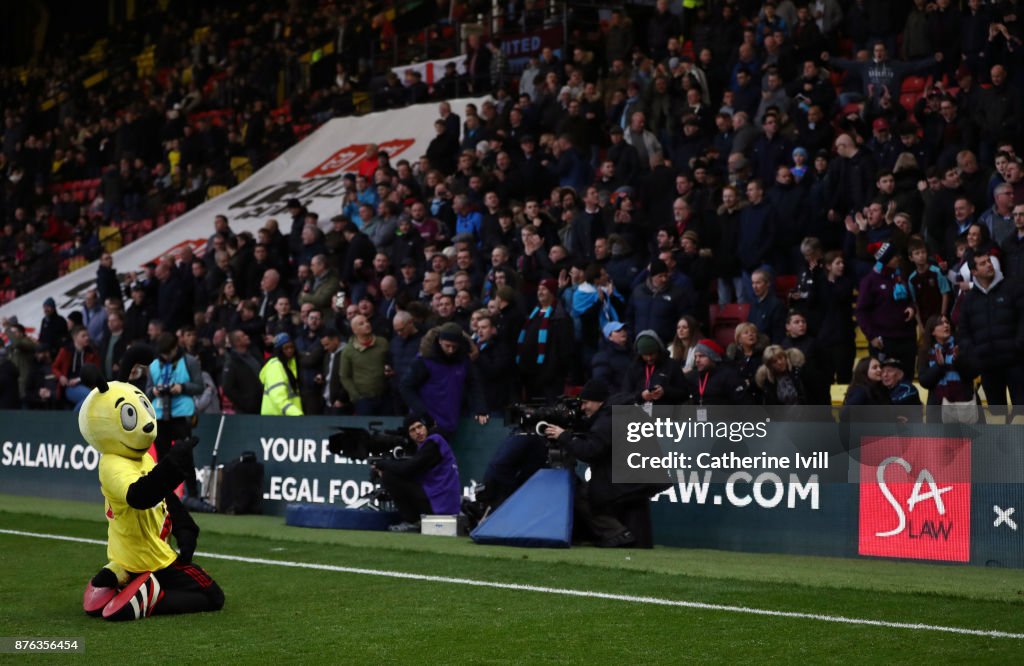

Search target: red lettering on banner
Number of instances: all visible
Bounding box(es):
[858,436,971,562]
[303,145,368,178]
[302,139,415,179]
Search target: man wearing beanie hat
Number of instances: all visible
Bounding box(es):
[684,338,745,405]
[626,257,691,345]
[543,377,667,548]
[400,322,489,441]
[856,240,918,378]
[621,330,687,406]
[879,355,922,421]
[538,277,559,297]
[40,295,69,352]
[375,413,462,533]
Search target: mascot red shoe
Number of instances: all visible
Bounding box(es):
[78,366,224,621]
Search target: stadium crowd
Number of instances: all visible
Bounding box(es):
[2,0,1024,427]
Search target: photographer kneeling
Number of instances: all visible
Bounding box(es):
[373,414,461,533]
[543,379,661,548]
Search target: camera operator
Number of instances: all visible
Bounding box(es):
[373,414,461,533]
[543,379,664,548]
[147,332,214,512]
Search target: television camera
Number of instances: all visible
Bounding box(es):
[327,422,409,510]
[505,396,585,468]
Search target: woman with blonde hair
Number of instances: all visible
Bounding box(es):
[755,345,807,405]
[726,321,769,403]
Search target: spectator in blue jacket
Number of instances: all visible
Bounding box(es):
[453,194,482,245]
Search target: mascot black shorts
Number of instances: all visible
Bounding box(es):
[149,559,225,615]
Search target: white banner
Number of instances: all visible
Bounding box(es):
[0,97,486,333]
[392,54,467,86]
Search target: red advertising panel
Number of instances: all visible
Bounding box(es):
[858,436,971,562]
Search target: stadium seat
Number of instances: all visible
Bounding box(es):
[207,185,229,200]
[709,303,750,350]
[98,225,122,252]
[901,76,928,94]
[855,327,868,352]
[774,275,797,301]
[709,303,750,330]
[230,156,253,182]
[898,93,920,113]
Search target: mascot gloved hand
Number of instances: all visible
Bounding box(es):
[77,366,224,621]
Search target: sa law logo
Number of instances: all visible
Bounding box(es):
[858,436,971,563]
[302,139,416,178]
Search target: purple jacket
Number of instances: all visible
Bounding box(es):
[419,434,461,515]
[855,268,916,341]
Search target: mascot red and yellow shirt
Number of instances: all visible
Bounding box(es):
[99,454,178,573]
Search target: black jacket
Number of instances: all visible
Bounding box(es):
[38,312,69,351]
[590,339,632,387]
[826,149,877,216]
[557,404,668,508]
[684,364,744,405]
[1001,232,1024,280]
[0,358,19,409]
[956,274,1024,373]
[618,330,688,405]
[475,337,514,413]
[321,347,347,407]
[221,349,263,414]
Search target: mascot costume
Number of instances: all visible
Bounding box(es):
[78,366,224,621]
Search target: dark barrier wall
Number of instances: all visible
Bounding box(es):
[0,411,1020,567]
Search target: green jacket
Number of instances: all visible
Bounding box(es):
[259,356,304,416]
[10,336,38,399]
[298,270,340,314]
[339,336,389,401]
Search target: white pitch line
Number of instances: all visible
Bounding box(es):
[2,528,1022,640]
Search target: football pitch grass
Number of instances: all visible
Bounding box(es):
[2,494,1024,663]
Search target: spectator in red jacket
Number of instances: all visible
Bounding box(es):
[51,326,101,410]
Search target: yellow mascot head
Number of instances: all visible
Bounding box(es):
[78,366,158,460]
